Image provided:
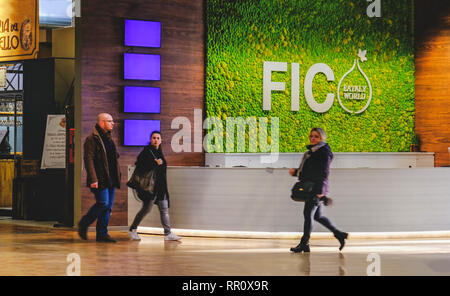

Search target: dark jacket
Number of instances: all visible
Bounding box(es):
[84,125,121,190]
[135,144,169,205]
[295,143,333,195]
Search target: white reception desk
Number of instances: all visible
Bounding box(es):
[128,167,450,238]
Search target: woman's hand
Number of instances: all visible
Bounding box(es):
[316,194,324,198]
[322,196,333,206]
[289,168,296,176]
[155,158,163,165]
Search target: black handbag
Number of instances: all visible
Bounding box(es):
[290,180,315,202]
[127,168,155,193]
[127,148,158,193]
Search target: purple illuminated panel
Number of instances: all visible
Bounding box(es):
[124,86,161,113]
[124,53,160,80]
[125,19,161,48]
[124,120,161,146]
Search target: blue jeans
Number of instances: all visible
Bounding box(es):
[79,187,116,238]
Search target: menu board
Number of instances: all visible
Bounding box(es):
[41,114,66,169]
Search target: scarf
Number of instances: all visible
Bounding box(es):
[95,124,119,187]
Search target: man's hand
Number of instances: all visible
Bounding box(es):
[90,182,98,189]
[155,159,163,165]
[289,168,296,176]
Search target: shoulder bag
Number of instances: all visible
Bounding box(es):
[126,168,155,193]
[290,180,315,202]
[126,148,157,193]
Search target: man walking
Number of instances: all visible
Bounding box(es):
[78,113,121,243]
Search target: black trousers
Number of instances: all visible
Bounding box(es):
[302,198,339,242]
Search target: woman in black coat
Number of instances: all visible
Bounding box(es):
[289,127,348,253]
[128,131,181,241]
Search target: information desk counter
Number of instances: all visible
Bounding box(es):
[128,167,450,236]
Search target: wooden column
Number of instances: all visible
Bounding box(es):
[415,0,450,166]
[79,0,205,226]
[0,160,14,207]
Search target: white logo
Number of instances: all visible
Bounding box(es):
[263,49,372,114]
[337,49,372,114]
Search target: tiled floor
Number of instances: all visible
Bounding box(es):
[1,218,450,276]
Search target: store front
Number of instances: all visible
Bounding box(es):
[0,0,75,225]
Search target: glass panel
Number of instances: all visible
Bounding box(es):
[124,86,161,113]
[124,53,161,81]
[39,0,73,27]
[0,62,23,156]
[124,19,161,48]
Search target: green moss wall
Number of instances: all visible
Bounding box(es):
[206,0,414,152]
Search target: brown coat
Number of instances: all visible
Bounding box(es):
[84,126,121,190]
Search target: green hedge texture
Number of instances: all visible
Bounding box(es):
[206,0,415,152]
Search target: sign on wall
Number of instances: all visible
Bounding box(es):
[206,0,415,152]
[0,0,39,62]
[41,115,66,169]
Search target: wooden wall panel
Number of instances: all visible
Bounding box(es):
[80,0,205,226]
[415,0,450,167]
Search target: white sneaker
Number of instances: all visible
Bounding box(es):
[128,229,141,241]
[164,233,181,241]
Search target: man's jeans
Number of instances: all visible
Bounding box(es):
[79,187,116,238]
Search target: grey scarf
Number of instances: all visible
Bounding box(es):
[296,141,327,177]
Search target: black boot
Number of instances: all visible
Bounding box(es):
[77,221,87,240]
[96,235,117,243]
[290,238,310,253]
[334,232,348,251]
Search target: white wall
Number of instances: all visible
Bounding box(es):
[128,167,450,233]
[205,152,435,168]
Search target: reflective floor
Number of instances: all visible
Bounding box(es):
[1,219,450,276]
